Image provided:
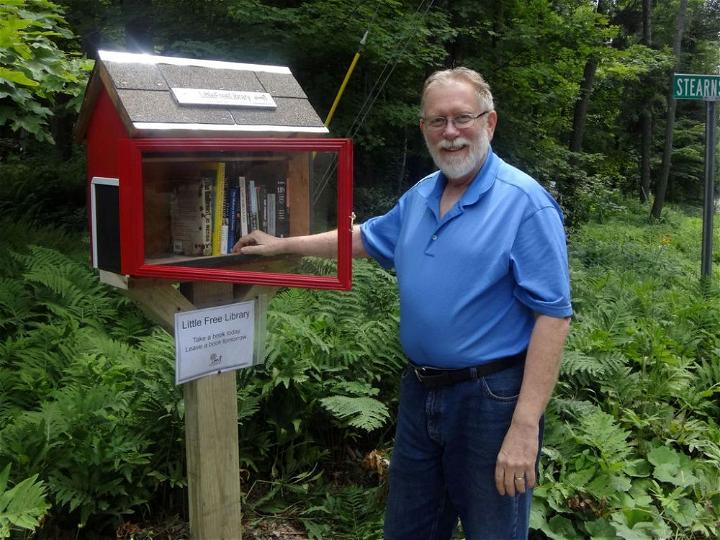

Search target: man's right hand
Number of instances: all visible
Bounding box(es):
[232,230,285,256]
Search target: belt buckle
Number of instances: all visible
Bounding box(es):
[413,366,427,384]
[413,366,443,386]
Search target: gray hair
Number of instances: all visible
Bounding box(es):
[421,67,495,113]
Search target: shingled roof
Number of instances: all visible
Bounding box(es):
[76,50,329,140]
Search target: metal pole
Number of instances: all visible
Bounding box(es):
[700,100,716,281]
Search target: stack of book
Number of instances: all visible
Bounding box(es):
[170,162,290,258]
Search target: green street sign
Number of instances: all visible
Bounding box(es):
[673,73,720,101]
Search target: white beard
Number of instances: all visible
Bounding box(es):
[425,130,490,184]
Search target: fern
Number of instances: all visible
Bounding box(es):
[326,381,380,397]
[549,397,598,419]
[13,246,118,327]
[0,464,50,538]
[300,485,385,540]
[319,396,390,432]
[575,409,633,467]
[0,278,34,333]
[560,350,606,377]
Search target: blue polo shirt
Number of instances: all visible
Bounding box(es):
[360,149,572,368]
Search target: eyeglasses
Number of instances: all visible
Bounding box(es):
[421,111,490,130]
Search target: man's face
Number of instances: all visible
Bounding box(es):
[421,80,496,185]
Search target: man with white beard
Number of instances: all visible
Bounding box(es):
[234,67,572,540]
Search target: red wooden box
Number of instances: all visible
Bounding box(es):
[77,51,354,290]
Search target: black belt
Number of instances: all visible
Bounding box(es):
[410,350,526,389]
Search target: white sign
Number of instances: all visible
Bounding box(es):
[175,300,255,384]
[171,87,277,108]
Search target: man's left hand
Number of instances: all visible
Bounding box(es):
[494,421,539,496]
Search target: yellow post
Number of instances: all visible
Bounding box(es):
[324,30,368,128]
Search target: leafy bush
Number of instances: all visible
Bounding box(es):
[237,257,404,483]
[0,464,49,538]
[0,152,87,232]
[0,222,403,535]
[0,0,92,144]
[0,225,185,532]
[533,206,720,539]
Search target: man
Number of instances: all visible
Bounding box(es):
[234,67,572,540]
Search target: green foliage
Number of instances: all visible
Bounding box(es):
[0,216,404,536]
[0,0,92,143]
[0,232,184,532]
[3,198,720,538]
[234,257,403,479]
[0,463,50,538]
[319,393,390,432]
[298,484,385,540]
[0,151,86,231]
[533,204,720,539]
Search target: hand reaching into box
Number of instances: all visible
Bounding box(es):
[233,227,365,260]
[232,230,286,256]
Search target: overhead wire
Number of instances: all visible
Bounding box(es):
[312,0,438,206]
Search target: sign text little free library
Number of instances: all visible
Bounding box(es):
[673,74,720,101]
[174,300,256,384]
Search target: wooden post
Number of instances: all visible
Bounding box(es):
[184,371,243,539]
[183,283,243,539]
[126,280,243,539]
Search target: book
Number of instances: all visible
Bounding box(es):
[267,193,276,236]
[258,184,267,232]
[248,179,258,232]
[211,162,226,256]
[276,177,289,238]
[170,179,207,256]
[220,180,230,255]
[238,176,248,237]
[220,220,229,255]
[227,186,239,253]
[200,174,213,255]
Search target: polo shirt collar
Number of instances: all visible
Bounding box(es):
[420,147,500,219]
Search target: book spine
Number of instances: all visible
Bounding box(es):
[238,176,248,237]
[227,186,239,253]
[276,177,289,238]
[259,185,267,232]
[220,181,230,255]
[248,179,258,232]
[220,223,228,255]
[267,193,276,236]
[211,163,226,256]
[201,177,213,255]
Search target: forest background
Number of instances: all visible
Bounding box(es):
[0,0,719,538]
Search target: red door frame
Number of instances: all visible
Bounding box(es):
[118,138,353,290]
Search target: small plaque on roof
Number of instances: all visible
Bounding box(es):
[171,88,277,108]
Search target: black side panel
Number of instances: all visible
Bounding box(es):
[94,183,121,273]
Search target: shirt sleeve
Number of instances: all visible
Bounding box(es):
[359,203,403,270]
[510,206,573,317]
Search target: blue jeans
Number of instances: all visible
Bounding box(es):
[384,361,541,540]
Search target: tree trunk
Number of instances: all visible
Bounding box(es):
[639,0,653,202]
[651,0,688,219]
[569,56,598,153]
[640,108,653,202]
[568,0,607,153]
[642,0,652,45]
